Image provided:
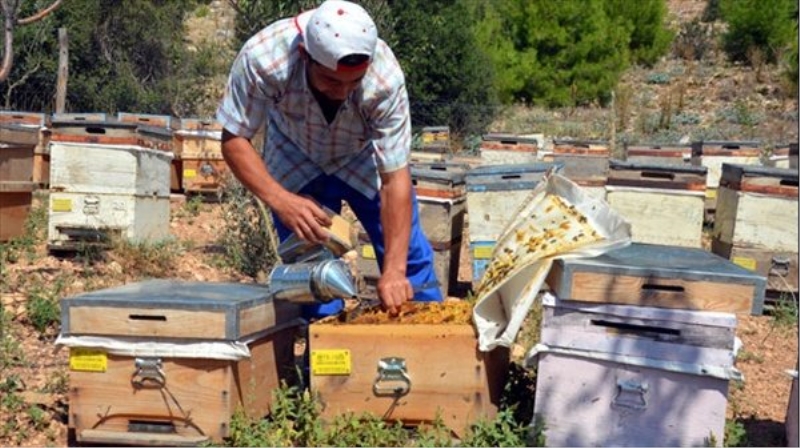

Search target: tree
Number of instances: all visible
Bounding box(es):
[719,0,796,65]
[604,0,673,67]
[0,0,63,82]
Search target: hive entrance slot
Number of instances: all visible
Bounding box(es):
[129,314,167,322]
[641,283,684,293]
[128,419,176,434]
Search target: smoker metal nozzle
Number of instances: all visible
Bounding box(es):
[268,259,357,304]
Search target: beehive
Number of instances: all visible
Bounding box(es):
[547,242,768,315]
[0,112,50,186]
[712,164,799,294]
[690,140,762,221]
[531,297,740,447]
[411,162,468,297]
[117,112,173,129]
[47,141,172,251]
[136,125,181,192]
[309,301,508,438]
[766,142,798,169]
[480,133,539,165]
[0,181,37,242]
[625,143,691,166]
[172,118,225,193]
[606,160,707,248]
[60,279,302,446]
[543,139,610,181]
[419,126,450,153]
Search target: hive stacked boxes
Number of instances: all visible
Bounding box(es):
[711,164,799,296]
[542,139,610,200]
[58,279,303,446]
[690,140,762,224]
[47,114,173,252]
[624,142,692,166]
[480,133,540,165]
[530,243,767,446]
[605,160,708,248]
[410,162,469,297]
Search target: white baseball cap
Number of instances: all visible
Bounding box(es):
[295,0,378,72]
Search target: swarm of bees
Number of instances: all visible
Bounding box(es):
[475,193,604,296]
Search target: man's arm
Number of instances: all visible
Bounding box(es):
[377,166,414,313]
[221,129,331,243]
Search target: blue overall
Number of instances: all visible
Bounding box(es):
[272,173,443,320]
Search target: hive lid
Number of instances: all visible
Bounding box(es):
[60,279,302,341]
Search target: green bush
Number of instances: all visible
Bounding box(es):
[719,0,797,65]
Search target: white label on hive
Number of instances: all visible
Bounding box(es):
[69,348,107,372]
[311,349,351,375]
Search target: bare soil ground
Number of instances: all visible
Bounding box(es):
[0,195,797,446]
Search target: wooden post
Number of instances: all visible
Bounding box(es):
[55,27,68,113]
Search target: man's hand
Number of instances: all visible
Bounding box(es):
[271,192,332,244]
[377,269,413,315]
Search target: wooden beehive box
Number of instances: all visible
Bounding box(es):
[419,126,450,153]
[50,116,140,145]
[766,143,798,169]
[480,133,539,165]
[117,112,173,129]
[543,139,610,181]
[690,140,762,218]
[465,162,562,285]
[546,242,768,315]
[172,118,225,193]
[47,141,172,251]
[531,295,740,447]
[0,181,37,242]
[309,302,508,437]
[136,124,181,192]
[0,142,35,182]
[411,162,468,297]
[606,160,707,248]
[711,164,799,293]
[0,113,50,187]
[625,143,691,166]
[60,279,302,446]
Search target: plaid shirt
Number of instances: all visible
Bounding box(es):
[216,16,411,200]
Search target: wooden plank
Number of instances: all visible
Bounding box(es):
[68,306,228,339]
[309,324,508,437]
[0,144,35,182]
[565,271,755,313]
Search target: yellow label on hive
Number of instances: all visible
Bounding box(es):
[732,256,758,271]
[310,349,351,375]
[422,134,434,143]
[361,244,376,260]
[473,245,494,259]
[69,348,107,372]
[706,189,717,199]
[183,169,197,179]
[51,198,72,212]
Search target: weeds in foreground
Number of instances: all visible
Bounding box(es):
[221,381,533,447]
[26,276,68,335]
[0,308,26,369]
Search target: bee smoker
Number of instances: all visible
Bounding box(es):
[268,258,358,304]
[267,235,358,304]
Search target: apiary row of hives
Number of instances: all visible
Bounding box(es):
[401,131,798,302]
[0,110,225,247]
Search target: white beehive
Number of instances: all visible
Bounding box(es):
[47,141,172,250]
